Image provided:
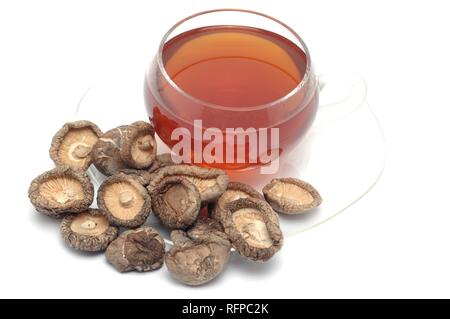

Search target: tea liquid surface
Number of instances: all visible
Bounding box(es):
[162,25,307,107]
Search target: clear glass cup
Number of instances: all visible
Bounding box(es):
[144,9,319,172]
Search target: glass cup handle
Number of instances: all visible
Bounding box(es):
[315,72,367,125]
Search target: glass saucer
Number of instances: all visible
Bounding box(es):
[74,70,385,239]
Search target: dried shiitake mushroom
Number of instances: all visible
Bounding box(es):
[222,198,283,262]
[262,177,322,214]
[120,121,157,169]
[151,176,201,229]
[97,173,151,228]
[28,166,94,218]
[91,125,130,175]
[60,209,118,252]
[211,182,264,223]
[165,219,231,286]
[91,122,156,176]
[106,226,165,272]
[49,120,102,171]
[147,165,228,203]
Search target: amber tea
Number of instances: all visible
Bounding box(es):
[145,24,319,171]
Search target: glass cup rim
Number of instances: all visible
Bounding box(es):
[156,8,312,112]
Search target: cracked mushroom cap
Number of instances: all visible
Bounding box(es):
[97,173,151,228]
[165,220,231,286]
[91,125,131,176]
[49,120,102,171]
[221,198,283,262]
[211,182,264,223]
[120,121,157,169]
[151,176,201,230]
[106,226,165,272]
[60,209,118,252]
[262,178,322,214]
[147,165,228,204]
[28,166,94,218]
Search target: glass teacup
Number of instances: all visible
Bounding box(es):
[145,9,319,174]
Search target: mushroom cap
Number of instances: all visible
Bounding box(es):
[106,226,165,272]
[153,153,176,168]
[186,218,227,243]
[97,173,152,228]
[151,176,201,229]
[262,177,322,214]
[49,120,102,171]
[221,198,283,262]
[130,121,156,134]
[120,121,157,169]
[28,166,94,218]
[147,164,228,203]
[165,221,231,286]
[116,168,152,185]
[91,125,131,176]
[60,209,118,252]
[211,182,264,223]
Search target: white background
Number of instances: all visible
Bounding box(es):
[1,0,449,298]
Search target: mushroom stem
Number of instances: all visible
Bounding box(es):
[73,144,92,159]
[54,188,76,204]
[80,220,97,229]
[55,194,69,204]
[119,191,134,207]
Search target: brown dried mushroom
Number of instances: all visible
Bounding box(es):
[120,121,157,169]
[28,166,94,218]
[116,168,152,185]
[91,122,156,176]
[221,198,283,262]
[49,120,102,171]
[60,209,118,252]
[262,177,322,214]
[91,125,130,175]
[97,173,151,228]
[147,165,228,203]
[151,176,201,229]
[211,182,264,223]
[106,226,165,272]
[165,219,231,286]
